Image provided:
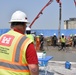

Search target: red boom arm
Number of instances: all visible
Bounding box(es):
[29,0,53,28]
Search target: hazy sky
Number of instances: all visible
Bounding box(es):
[0,0,76,29]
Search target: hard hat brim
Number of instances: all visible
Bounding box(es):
[9,20,30,24]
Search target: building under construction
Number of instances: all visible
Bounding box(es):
[64,18,76,29]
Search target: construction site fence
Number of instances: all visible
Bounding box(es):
[0,29,76,37]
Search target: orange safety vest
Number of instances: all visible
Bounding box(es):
[0,30,33,75]
[36,36,40,50]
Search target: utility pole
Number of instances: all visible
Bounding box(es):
[58,2,62,39]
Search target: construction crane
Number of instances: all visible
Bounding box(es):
[29,0,75,35]
[29,0,53,28]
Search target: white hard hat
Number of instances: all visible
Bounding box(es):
[74,34,76,36]
[9,10,29,23]
[61,33,64,35]
[54,33,56,35]
[40,33,43,35]
[26,27,31,31]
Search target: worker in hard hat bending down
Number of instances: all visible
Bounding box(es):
[0,10,39,75]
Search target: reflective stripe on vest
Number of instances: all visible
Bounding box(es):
[0,61,28,70]
[15,36,26,62]
[0,36,29,71]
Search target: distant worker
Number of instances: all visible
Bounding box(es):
[36,35,40,50]
[0,10,39,75]
[59,33,66,50]
[40,33,44,51]
[73,34,76,47]
[68,34,73,47]
[26,26,34,43]
[52,33,58,47]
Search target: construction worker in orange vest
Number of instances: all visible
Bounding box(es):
[36,35,40,50]
[0,10,39,75]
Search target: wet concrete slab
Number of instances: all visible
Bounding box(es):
[44,46,76,62]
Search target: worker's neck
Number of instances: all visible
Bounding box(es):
[13,28,24,34]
